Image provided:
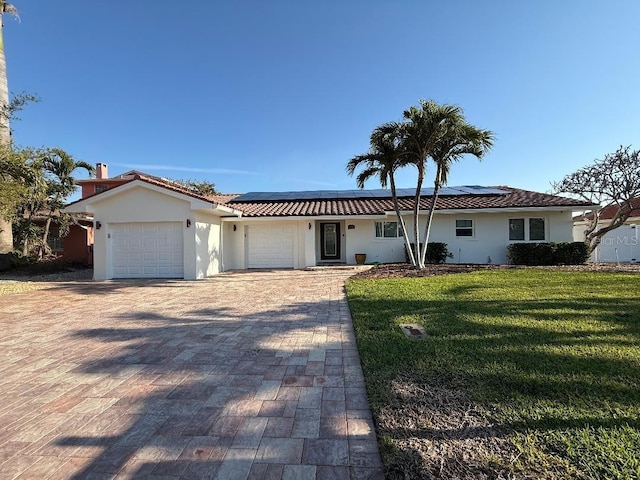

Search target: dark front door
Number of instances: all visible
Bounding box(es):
[320,222,341,260]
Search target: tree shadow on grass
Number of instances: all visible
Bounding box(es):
[348,276,640,478]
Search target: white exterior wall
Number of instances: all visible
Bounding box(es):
[89,187,194,280]
[573,219,640,263]
[195,213,222,278]
[342,210,574,265]
[426,210,573,264]
[221,210,575,270]
[222,219,311,270]
[344,218,407,264]
[79,185,225,280]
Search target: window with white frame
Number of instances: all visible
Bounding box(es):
[375,221,399,238]
[509,217,546,241]
[455,219,474,237]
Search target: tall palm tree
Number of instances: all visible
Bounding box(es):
[401,100,464,268]
[39,149,94,257]
[347,123,417,265]
[0,1,17,255]
[419,120,494,265]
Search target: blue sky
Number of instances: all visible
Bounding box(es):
[5,1,640,195]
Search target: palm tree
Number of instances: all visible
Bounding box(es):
[419,119,494,265]
[400,100,465,268]
[0,1,17,255]
[39,149,94,257]
[347,123,417,265]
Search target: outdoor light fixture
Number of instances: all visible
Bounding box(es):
[233,224,237,231]
[308,222,312,230]
[95,221,102,230]
[186,219,191,228]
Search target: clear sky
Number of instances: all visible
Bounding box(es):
[4,1,640,195]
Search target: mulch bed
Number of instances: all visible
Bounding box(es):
[353,262,640,280]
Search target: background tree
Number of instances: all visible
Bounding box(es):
[347,123,417,265]
[39,149,94,257]
[552,145,640,251]
[172,178,218,196]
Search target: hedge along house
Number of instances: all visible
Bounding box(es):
[64,168,594,280]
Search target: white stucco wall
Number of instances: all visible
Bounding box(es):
[222,219,309,270]
[72,184,227,280]
[88,187,194,280]
[195,213,222,278]
[573,220,640,262]
[221,209,575,269]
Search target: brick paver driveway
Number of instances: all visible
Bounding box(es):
[0,269,382,479]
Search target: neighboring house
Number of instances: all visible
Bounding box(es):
[25,211,94,264]
[573,198,640,263]
[64,165,594,280]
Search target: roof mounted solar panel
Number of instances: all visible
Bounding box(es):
[231,185,509,203]
[456,186,508,195]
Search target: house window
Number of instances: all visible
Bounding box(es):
[95,185,108,193]
[509,218,546,241]
[529,218,545,241]
[375,221,399,238]
[46,227,64,252]
[509,219,525,241]
[455,219,474,237]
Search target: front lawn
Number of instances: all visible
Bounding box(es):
[346,269,640,479]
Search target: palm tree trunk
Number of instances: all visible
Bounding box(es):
[420,166,443,265]
[390,173,416,266]
[39,215,52,259]
[0,8,14,254]
[413,165,425,269]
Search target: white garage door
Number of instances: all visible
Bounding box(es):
[247,224,295,268]
[111,222,184,278]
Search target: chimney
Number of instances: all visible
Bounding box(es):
[96,163,108,179]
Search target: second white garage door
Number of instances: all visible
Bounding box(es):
[111,222,184,278]
[246,224,295,268]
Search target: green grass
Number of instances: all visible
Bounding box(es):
[347,269,640,479]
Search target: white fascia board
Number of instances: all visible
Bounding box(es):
[63,202,93,214]
[221,214,386,223]
[194,204,243,217]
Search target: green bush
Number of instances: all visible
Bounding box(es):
[405,242,452,264]
[507,242,589,266]
[554,242,591,265]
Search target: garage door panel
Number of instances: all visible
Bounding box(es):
[111,222,184,278]
[247,224,295,269]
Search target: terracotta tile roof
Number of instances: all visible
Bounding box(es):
[576,197,640,221]
[221,186,593,217]
[66,175,228,208]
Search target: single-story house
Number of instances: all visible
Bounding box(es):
[64,165,594,280]
[573,198,640,263]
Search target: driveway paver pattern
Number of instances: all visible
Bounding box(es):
[0,269,383,479]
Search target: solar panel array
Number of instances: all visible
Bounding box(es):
[233,186,508,203]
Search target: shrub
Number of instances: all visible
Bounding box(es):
[405,242,452,264]
[554,242,591,265]
[507,242,589,266]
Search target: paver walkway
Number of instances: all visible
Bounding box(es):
[0,269,383,479]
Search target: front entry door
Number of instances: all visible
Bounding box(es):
[320,222,341,260]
